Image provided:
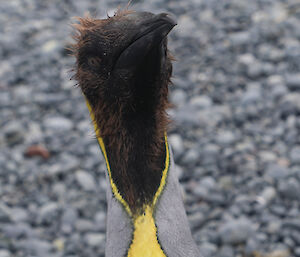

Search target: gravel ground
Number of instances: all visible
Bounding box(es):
[1,0,300,256]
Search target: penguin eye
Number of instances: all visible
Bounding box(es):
[88,57,101,68]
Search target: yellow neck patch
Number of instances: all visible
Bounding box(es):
[127,206,166,257]
[86,100,170,257]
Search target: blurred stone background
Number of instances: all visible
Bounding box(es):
[1,0,300,256]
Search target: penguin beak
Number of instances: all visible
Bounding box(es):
[114,13,177,70]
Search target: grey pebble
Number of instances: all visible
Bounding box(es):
[2,121,24,146]
[265,164,290,180]
[217,245,234,257]
[278,178,300,200]
[43,116,73,132]
[75,219,94,232]
[75,170,96,191]
[169,133,184,158]
[241,83,262,105]
[170,89,187,106]
[245,237,260,256]
[0,204,11,223]
[84,233,105,247]
[0,91,12,108]
[39,202,60,225]
[258,187,276,205]
[18,239,52,255]
[3,222,34,239]
[61,208,78,234]
[0,250,10,257]
[41,39,62,55]
[219,218,256,244]
[48,154,80,175]
[94,211,106,232]
[286,73,300,90]
[282,219,300,231]
[182,147,200,166]
[190,95,212,109]
[216,130,236,146]
[290,146,300,165]
[230,31,251,46]
[199,242,217,257]
[295,247,300,257]
[199,176,216,190]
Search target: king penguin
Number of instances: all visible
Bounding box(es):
[72,9,202,257]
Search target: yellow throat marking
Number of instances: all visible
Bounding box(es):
[86,100,170,257]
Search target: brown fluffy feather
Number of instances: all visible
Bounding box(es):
[71,10,173,214]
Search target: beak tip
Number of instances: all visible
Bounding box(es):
[159,13,177,28]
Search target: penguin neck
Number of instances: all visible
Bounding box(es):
[87,101,201,257]
[103,140,202,257]
[103,123,166,213]
[86,100,167,215]
[100,133,170,257]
